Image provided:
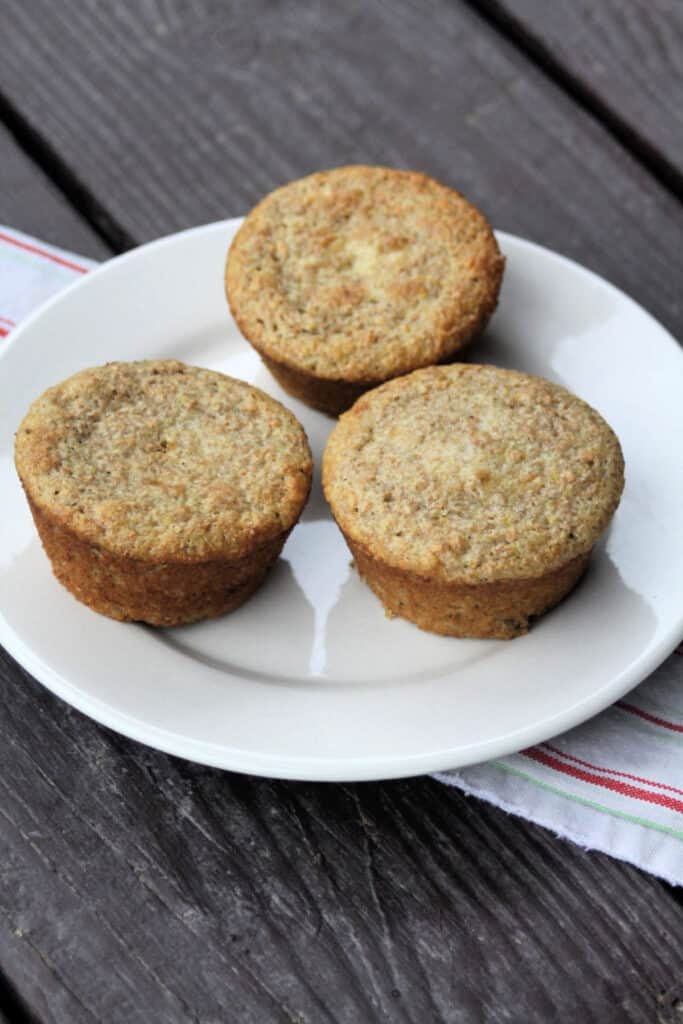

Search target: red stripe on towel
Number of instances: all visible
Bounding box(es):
[617,702,683,734]
[0,231,89,273]
[543,744,683,797]
[522,747,683,813]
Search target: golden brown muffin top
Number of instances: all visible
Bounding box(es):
[323,364,624,583]
[15,361,312,562]
[226,166,503,382]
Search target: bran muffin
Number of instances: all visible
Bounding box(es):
[15,361,312,626]
[226,166,504,415]
[323,364,624,638]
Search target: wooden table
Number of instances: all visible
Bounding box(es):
[1,3,682,1021]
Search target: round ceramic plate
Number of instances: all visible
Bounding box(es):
[1,219,682,781]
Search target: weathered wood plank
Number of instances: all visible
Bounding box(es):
[2,2,683,1021]
[2,646,683,1024]
[0,123,109,259]
[0,0,681,339]
[0,971,40,1024]
[481,0,683,190]
[0,129,112,1022]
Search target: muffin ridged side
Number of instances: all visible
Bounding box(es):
[15,361,312,625]
[323,364,624,638]
[226,166,504,414]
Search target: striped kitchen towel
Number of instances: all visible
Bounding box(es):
[436,648,683,884]
[2,226,682,885]
[0,227,95,330]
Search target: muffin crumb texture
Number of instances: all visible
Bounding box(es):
[15,361,312,624]
[226,165,504,412]
[323,364,624,638]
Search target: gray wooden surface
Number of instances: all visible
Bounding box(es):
[1,0,681,334]
[0,121,108,259]
[1,3,682,1022]
[486,0,683,193]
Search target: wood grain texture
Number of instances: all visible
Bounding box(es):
[0,132,104,1022]
[2,645,683,1024]
[0,123,109,259]
[484,0,683,187]
[2,2,683,1021]
[0,0,681,340]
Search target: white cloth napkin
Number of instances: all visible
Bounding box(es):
[3,226,682,885]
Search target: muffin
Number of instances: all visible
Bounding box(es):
[323,364,624,639]
[226,165,504,415]
[15,360,312,626]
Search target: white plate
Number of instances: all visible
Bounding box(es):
[1,220,682,781]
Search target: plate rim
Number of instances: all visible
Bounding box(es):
[1,219,682,781]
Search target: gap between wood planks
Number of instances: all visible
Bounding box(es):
[462,0,683,203]
[0,6,682,1001]
[0,90,133,254]
[0,965,41,1024]
[0,1,682,252]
